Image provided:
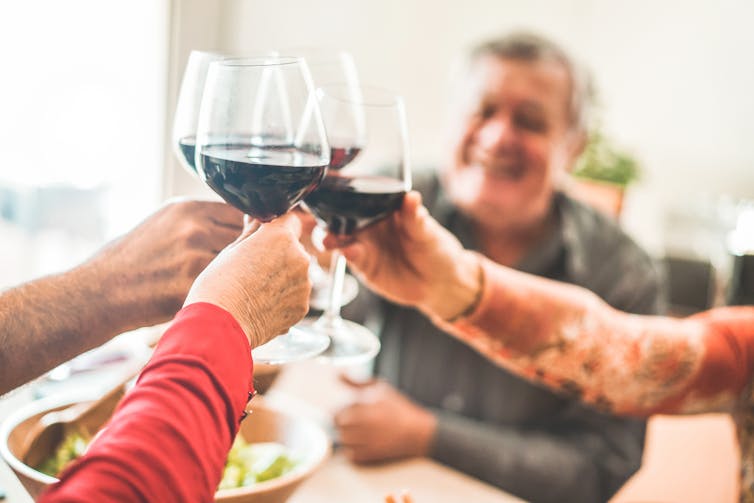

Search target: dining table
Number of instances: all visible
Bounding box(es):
[0,357,524,503]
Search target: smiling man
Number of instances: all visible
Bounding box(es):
[338,32,665,503]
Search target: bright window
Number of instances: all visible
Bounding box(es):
[0,1,168,288]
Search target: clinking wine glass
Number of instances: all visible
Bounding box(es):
[172,50,278,176]
[195,56,332,363]
[290,48,363,311]
[300,85,412,365]
[173,49,359,311]
[172,50,225,175]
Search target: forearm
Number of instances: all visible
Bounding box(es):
[40,303,252,503]
[430,409,641,503]
[0,262,143,394]
[432,254,709,415]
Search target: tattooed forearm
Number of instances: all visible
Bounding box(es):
[441,258,716,416]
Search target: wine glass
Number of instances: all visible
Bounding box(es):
[172,50,224,175]
[195,56,332,363]
[172,50,278,176]
[287,49,362,311]
[300,85,412,365]
[172,50,358,311]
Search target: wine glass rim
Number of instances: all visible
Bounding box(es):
[317,84,403,108]
[217,56,303,67]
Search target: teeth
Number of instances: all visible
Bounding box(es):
[489,165,523,177]
[466,160,524,180]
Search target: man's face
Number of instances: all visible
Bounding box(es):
[444,55,581,233]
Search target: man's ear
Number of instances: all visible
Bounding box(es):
[564,129,588,174]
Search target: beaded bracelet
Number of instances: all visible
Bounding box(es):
[444,253,485,324]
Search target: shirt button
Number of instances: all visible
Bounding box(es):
[442,393,464,412]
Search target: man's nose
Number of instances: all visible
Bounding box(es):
[476,113,518,151]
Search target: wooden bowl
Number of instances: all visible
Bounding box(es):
[1,390,330,502]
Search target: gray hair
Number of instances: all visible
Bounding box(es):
[469,31,593,133]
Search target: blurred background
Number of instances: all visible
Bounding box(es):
[0,0,752,301]
[0,1,752,501]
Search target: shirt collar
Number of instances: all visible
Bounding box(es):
[432,188,592,280]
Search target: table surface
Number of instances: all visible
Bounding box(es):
[0,359,524,503]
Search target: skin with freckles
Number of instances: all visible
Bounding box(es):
[186,212,311,347]
[331,192,753,416]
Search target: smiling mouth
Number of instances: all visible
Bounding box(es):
[479,162,526,181]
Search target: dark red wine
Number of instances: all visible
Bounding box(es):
[305,175,406,235]
[329,145,361,170]
[200,144,326,222]
[178,136,197,172]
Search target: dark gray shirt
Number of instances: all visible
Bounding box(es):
[344,171,666,503]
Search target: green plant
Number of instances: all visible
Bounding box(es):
[571,130,641,187]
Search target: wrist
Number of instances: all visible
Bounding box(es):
[420,251,483,322]
[411,407,438,457]
[68,260,137,336]
[184,280,271,349]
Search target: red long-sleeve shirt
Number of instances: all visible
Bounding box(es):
[39,302,253,503]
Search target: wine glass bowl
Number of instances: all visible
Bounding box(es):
[307,85,410,238]
[195,57,330,222]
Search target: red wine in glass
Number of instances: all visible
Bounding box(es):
[178,135,197,172]
[328,144,362,171]
[305,174,405,235]
[200,144,327,222]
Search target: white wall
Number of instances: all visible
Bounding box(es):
[579,0,754,253]
[167,0,754,254]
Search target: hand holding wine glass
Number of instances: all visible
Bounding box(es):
[322,190,482,323]
[194,56,332,363]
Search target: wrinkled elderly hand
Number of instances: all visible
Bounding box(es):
[323,191,481,322]
[185,212,311,347]
[334,376,437,464]
[86,199,244,331]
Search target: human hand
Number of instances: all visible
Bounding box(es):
[185,212,311,347]
[323,191,481,322]
[84,200,244,331]
[334,376,437,464]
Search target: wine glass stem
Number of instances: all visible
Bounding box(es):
[323,250,347,323]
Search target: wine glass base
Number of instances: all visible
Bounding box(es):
[296,317,381,366]
[251,326,330,365]
[308,273,359,311]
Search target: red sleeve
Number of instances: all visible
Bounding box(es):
[39,302,254,503]
[676,306,754,409]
